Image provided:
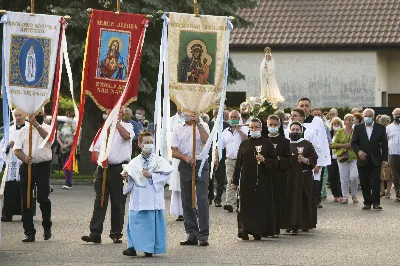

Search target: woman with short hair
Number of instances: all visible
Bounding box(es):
[332,114,359,204]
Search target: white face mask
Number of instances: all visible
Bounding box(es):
[142,144,153,154]
[333,125,340,131]
[66,117,73,124]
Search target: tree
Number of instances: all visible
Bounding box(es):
[1,0,257,174]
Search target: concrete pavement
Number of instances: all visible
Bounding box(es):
[1,185,399,266]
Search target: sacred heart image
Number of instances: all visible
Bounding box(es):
[97,29,131,81]
[178,31,217,85]
[9,35,51,89]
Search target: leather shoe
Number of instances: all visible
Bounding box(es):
[317,204,323,208]
[214,200,222,207]
[362,205,371,210]
[144,252,153,257]
[22,235,35,242]
[43,229,52,241]
[81,235,101,243]
[1,216,12,222]
[223,205,234,212]
[112,238,122,244]
[237,231,249,240]
[122,248,137,256]
[208,199,213,206]
[373,205,383,210]
[176,215,184,221]
[253,235,261,241]
[198,240,209,246]
[180,239,198,245]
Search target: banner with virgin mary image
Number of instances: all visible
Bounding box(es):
[83,10,147,111]
[1,12,62,115]
[167,13,231,114]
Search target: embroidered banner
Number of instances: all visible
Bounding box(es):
[168,13,230,114]
[84,10,147,111]
[1,12,62,114]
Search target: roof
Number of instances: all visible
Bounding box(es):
[230,0,400,48]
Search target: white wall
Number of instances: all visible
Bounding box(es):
[229,50,377,108]
[386,51,400,95]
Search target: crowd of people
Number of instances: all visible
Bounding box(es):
[1,98,399,258]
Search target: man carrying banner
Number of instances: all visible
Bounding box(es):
[14,110,52,242]
[1,109,26,222]
[81,112,134,244]
[172,113,210,246]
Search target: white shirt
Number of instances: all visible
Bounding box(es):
[366,122,374,140]
[171,122,210,160]
[239,116,253,125]
[304,116,331,167]
[92,122,134,164]
[387,122,400,155]
[222,126,249,159]
[14,123,52,163]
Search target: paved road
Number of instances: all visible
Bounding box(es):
[1,185,399,266]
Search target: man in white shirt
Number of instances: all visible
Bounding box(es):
[386,108,400,202]
[220,110,248,212]
[81,112,134,244]
[14,110,53,242]
[239,102,253,125]
[1,109,26,222]
[172,113,210,246]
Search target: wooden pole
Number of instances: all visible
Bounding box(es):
[116,0,121,14]
[194,0,199,16]
[27,123,33,209]
[100,128,111,207]
[30,0,35,15]
[191,122,196,208]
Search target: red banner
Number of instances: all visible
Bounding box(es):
[84,10,146,111]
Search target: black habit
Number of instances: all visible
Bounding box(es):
[280,140,318,230]
[233,137,278,237]
[268,135,292,234]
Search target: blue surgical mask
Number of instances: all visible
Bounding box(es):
[250,131,262,138]
[268,127,279,135]
[364,117,373,125]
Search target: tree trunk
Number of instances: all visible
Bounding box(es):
[78,97,102,175]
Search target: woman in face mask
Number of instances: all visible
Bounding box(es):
[57,111,76,189]
[122,132,173,257]
[232,118,278,240]
[266,115,291,237]
[281,122,318,236]
[328,117,344,202]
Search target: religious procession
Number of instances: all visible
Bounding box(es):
[1,1,400,265]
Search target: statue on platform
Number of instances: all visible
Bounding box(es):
[260,47,284,108]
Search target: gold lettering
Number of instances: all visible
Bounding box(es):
[169,23,201,29]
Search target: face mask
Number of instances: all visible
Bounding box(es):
[136,114,143,120]
[268,127,279,134]
[250,131,261,138]
[394,116,400,123]
[102,114,108,120]
[142,144,154,154]
[230,119,239,126]
[35,115,44,125]
[333,126,340,131]
[364,117,373,125]
[289,132,303,141]
[66,117,73,123]
[183,115,192,122]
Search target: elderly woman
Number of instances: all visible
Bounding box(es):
[328,117,344,202]
[332,114,359,204]
[379,115,393,198]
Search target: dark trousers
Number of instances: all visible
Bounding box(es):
[358,161,381,206]
[89,165,124,239]
[389,155,400,198]
[328,160,343,198]
[20,161,52,236]
[315,167,325,205]
[2,180,22,218]
[208,161,226,202]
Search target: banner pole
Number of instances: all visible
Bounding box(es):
[191,122,196,208]
[116,0,121,14]
[194,0,199,16]
[30,0,35,15]
[27,123,33,209]
[100,128,110,207]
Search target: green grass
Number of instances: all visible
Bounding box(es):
[50,172,94,180]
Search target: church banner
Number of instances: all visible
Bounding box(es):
[83,10,147,111]
[1,12,62,115]
[167,13,230,114]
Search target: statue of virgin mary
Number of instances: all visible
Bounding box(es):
[260,47,284,108]
[25,43,36,83]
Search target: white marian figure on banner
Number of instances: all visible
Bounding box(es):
[25,43,36,82]
[260,47,284,108]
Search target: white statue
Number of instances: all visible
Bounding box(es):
[260,47,284,108]
[25,43,36,82]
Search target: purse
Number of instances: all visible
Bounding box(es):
[337,132,351,163]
